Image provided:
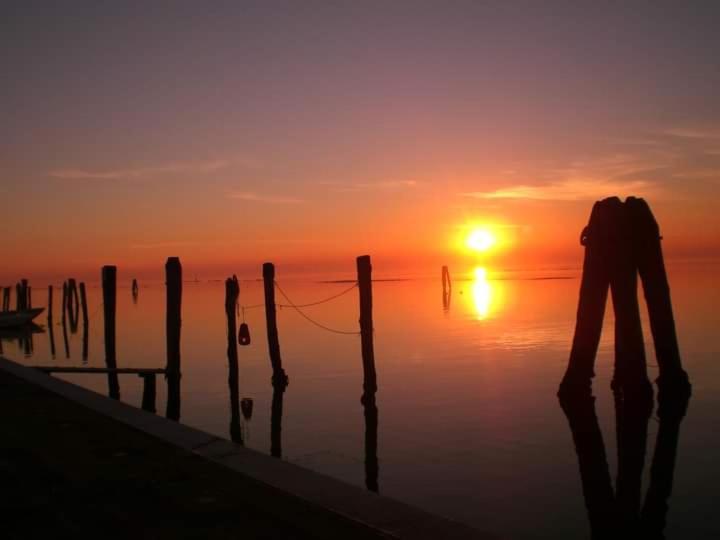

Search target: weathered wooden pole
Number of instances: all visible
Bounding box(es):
[15,283,22,311]
[225,275,242,444]
[79,282,89,362]
[102,266,120,400]
[559,199,617,395]
[626,197,690,391]
[165,257,182,421]
[2,287,9,311]
[27,286,32,309]
[270,380,285,458]
[263,263,288,384]
[21,279,29,310]
[607,200,651,395]
[363,392,379,493]
[442,265,451,293]
[61,282,67,326]
[47,285,56,358]
[140,373,157,413]
[357,255,377,395]
[47,285,53,322]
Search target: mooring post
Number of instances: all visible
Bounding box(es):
[442,265,451,293]
[626,197,689,391]
[607,200,651,396]
[140,373,157,413]
[270,380,285,458]
[165,257,182,421]
[79,282,89,362]
[16,283,22,311]
[263,262,288,384]
[2,287,9,311]
[225,275,242,444]
[47,285,53,322]
[357,255,377,394]
[559,199,617,395]
[363,392,379,493]
[61,282,67,325]
[27,286,32,309]
[102,266,120,400]
[132,278,139,303]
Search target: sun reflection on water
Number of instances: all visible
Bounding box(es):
[470,267,499,320]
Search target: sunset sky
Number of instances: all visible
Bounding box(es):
[3,1,719,280]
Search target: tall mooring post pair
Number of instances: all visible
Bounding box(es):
[559,197,690,399]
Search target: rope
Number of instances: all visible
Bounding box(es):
[276,281,358,308]
[273,281,360,336]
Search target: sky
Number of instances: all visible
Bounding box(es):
[2,1,720,281]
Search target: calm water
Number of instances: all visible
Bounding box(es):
[2,261,718,538]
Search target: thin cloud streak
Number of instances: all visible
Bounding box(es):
[462,179,659,201]
[320,180,418,192]
[228,192,305,204]
[50,159,230,180]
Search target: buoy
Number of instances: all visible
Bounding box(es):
[238,322,251,346]
[241,398,254,420]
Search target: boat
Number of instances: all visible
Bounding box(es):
[0,308,44,328]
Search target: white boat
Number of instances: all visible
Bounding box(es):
[0,308,44,328]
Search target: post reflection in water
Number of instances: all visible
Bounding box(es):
[560,387,691,538]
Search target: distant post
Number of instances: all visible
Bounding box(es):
[79,282,89,362]
[357,255,377,394]
[2,287,9,311]
[47,285,53,322]
[263,262,288,384]
[102,266,121,400]
[165,257,182,421]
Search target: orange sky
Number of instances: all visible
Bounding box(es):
[2,3,719,282]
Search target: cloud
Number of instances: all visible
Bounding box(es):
[227,191,304,204]
[462,179,659,202]
[49,159,230,180]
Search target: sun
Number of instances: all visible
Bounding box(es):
[466,228,496,252]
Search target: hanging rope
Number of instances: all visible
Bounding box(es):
[273,281,360,336]
[276,281,358,308]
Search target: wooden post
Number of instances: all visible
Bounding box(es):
[263,263,287,384]
[61,282,67,326]
[47,285,56,358]
[47,285,53,322]
[441,265,451,293]
[140,373,157,413]
[79,282,89,362]
[270,380,285,458]
[226,275,242,444]
[2,287,9,311]
[165,257,182,421]
[607,201,651,395]
[102,266,120,400]
[357,255,377,394]
[27,286,31,309]
[16,283,22,311]
[559,199,616,395]
[363,392,379,493]
[626,197,689,391]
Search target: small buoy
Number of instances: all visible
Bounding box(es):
[240,398,254,420]
[238,322,251,346]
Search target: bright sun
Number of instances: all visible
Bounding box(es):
[466,228,496,252]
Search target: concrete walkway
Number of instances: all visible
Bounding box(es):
[0,358,496,540]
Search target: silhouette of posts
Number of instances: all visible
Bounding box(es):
[560,197,687,396]
[79,282,89,362]
[225,275,242,444]
[102,266,120,400]
[270,379,285,458]
[442,265,451,294]
[262,262,288,385]
[27,286,31,308]
[165,257,182,421]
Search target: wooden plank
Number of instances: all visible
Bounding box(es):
[32,366,166,374]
